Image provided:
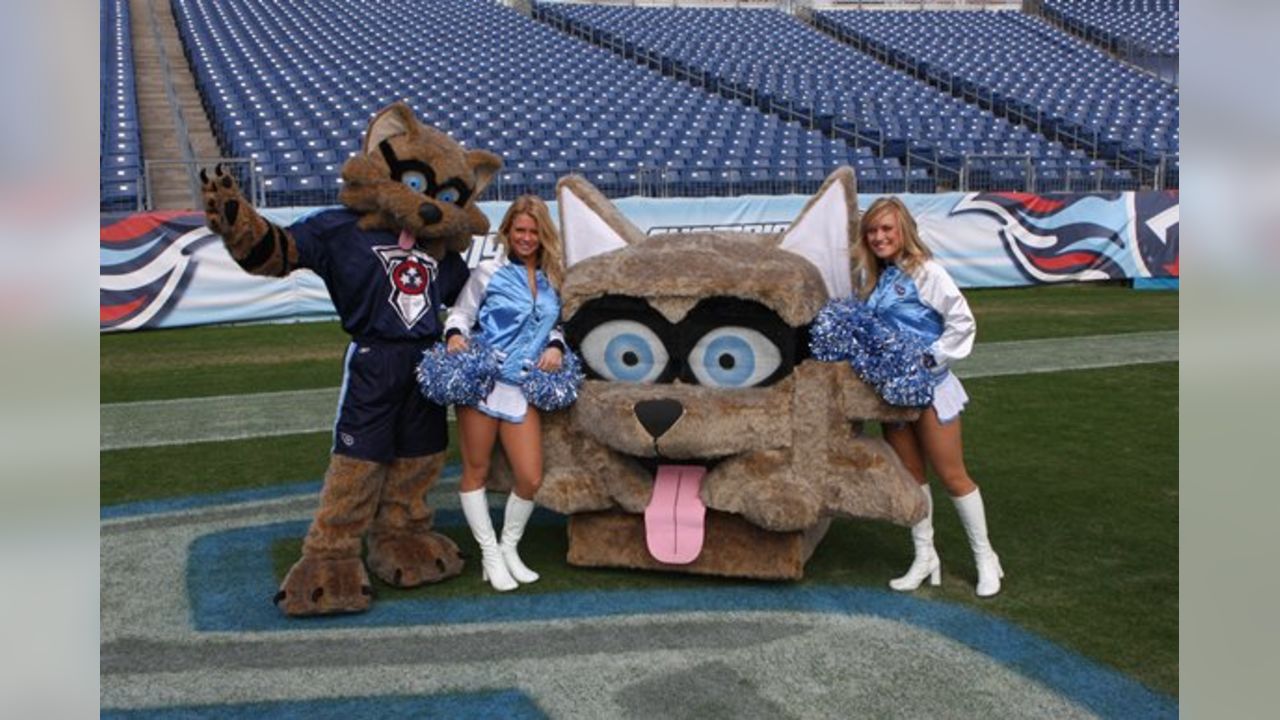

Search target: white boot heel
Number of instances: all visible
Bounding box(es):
[480,550,517,592]
[975,551,1003,598]
[889,547,941,592]
[460,489,517,592]
[889,484,938,592]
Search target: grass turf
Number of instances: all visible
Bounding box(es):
[101,430,463,507]
[100,283,1176,403]
[266,363,1176,696]
[102,432,333,507]
[966,283,1178,343]
[101,319,348,403]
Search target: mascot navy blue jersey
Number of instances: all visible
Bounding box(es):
[291,208,471,341]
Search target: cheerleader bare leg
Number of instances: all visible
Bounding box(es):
[916,408,1002,597]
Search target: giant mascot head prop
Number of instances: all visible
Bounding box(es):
[491,169,928,580]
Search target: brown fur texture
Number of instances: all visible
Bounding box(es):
[567,511,832,581]
[537,364,922,534]
[560,232,829,329]
[339,103,500,257]
[275,454,382,615]
[200,165,300,277]
[201,103,498,616]
[367,454,464,587]
[491,169,926,580]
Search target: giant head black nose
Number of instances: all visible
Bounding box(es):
[634,399,683,440]
[419,202,442,224]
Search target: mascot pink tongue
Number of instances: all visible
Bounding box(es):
[644,465,707,564]
[398,229,416,251]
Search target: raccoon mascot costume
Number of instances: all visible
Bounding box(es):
[487,169,928,580]
[201,102,501,615]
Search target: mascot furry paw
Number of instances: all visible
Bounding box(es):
[201,102,501,615]
[494,169,927,580]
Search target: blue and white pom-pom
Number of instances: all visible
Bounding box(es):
[521,346,585,412]
[417,338,499,406]
[810,298,935,407]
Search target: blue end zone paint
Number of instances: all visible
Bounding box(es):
[101,690,546,719]
[188,519,1176,719]
[101,465,462,520]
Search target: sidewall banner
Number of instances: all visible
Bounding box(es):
[100,191,1179,332]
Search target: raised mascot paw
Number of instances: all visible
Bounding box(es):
[200,163,252,238]
[367,531,465,588]
[273,556,373,616]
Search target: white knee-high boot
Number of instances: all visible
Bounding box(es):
[890,484,941,591]
[952,487,1003,597]
[500,494,540,584]
[459,488,517,592]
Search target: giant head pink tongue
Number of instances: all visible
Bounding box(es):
[398,229,416,251]
[644,464,707,564]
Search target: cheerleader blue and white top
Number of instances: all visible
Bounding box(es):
[865,259,976,423]
[445,255,563,421]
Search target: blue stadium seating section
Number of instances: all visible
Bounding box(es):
[168,0,865,202]
[1042,0,1179,55]
[103,0,1180,205]
[813,9,1178,184]
[101,0,143,211]
[538,4,1075,190]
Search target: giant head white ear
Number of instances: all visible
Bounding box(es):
[556,175,644,267]
[777,167,857,299]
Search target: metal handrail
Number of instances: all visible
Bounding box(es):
[143,0,199,208]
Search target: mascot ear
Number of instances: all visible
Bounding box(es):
[363,102,419,155]
[557,174,645,268]
[467,149,502,199]
[777,167,858,299]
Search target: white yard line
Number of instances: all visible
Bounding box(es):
[101,331,1176,451]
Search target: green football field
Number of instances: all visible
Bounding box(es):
[101,283,1178,697]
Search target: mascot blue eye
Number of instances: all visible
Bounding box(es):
[401,171,427,193]
[688,327,781,388]
[435,187,461,204]
[580,320,669,384]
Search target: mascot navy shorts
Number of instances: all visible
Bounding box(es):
[332,338,448,463]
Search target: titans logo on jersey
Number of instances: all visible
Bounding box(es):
[374,245,439,329]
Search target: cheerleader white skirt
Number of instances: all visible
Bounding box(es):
[932,371,969,425]
[477,381,529,423]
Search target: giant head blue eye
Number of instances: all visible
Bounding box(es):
[579,320,669,384]
[688,327,781,388]
[401,171,427,193]
[435,187,461,204]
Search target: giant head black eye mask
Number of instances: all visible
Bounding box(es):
[567,295,807,387]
